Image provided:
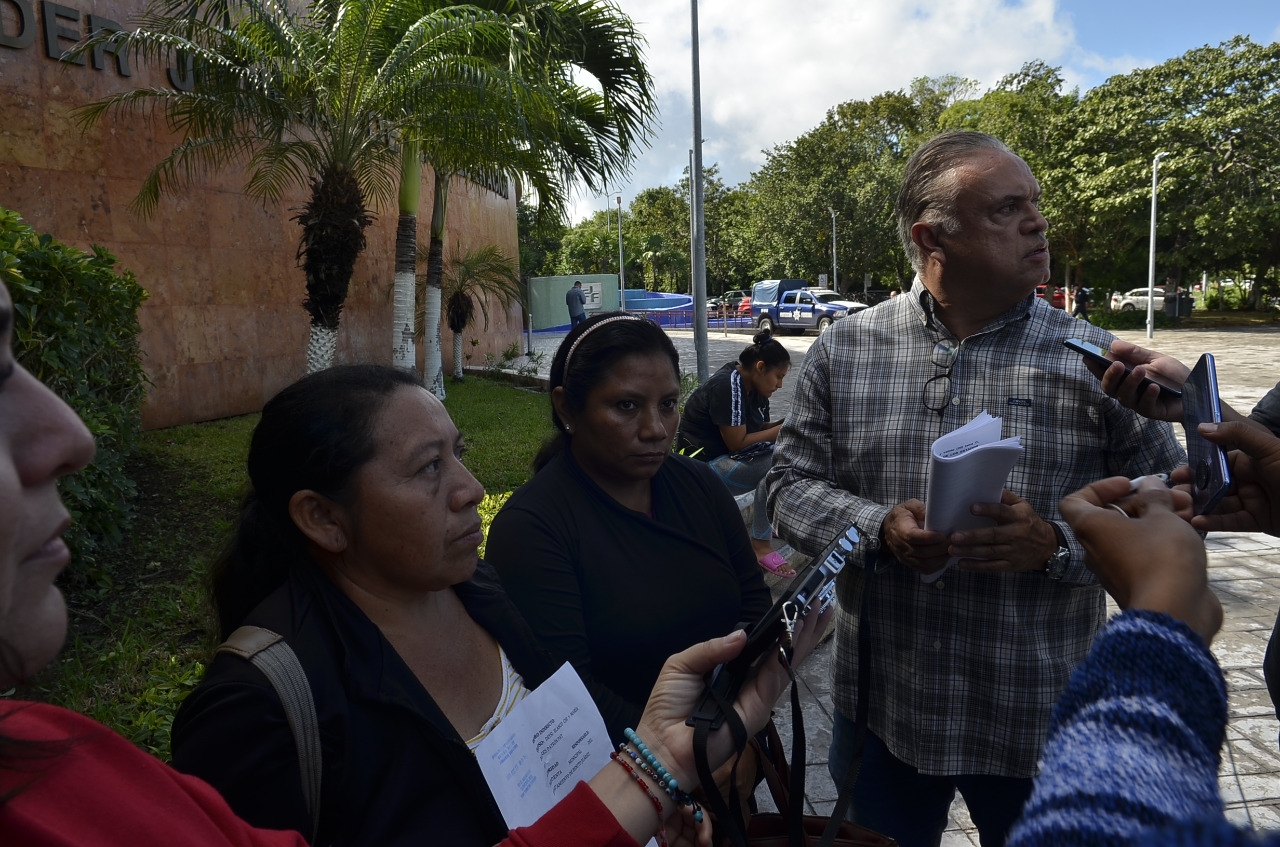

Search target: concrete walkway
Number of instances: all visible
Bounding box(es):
[528,320,1280,840]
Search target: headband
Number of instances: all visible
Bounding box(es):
[562,314,645,378]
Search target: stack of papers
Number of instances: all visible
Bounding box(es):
[921,411,1023,583]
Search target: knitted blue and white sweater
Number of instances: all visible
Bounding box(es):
[1009,609,1279,847]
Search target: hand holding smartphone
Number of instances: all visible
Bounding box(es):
[1063,338,1182,398]
[686,525,859,730]
[1182,353,1231,515]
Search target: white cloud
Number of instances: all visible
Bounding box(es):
[569,0,1084,222]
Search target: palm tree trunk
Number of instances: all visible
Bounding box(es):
[422,169,451,399]
[295,164,372,373]
[306,325,339,373]
[453,331,465,379]
[392,144,421,372]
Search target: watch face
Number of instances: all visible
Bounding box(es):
[1046,547,1069,577]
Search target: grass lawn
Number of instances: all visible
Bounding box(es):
[21,376,553,759]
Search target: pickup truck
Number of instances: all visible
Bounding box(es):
[750,279,868,334]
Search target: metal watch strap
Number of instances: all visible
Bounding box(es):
[1044,523,1069,580]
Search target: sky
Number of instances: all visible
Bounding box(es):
[566,0,1280,224]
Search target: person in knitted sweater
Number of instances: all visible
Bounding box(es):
[1009,458,1280,847]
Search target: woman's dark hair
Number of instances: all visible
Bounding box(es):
[532,312,679,471]
[739,329,790,372]
[211,364,420,639]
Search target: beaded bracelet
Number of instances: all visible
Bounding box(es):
[623,728,703,823]
[618,743,704,823]
[610,752,668,847]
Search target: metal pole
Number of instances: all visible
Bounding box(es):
[828,207,838,292]
[690,0,708,381]
[616,194,626,310]
[689,149,695,296]
[1146,151,1168,340]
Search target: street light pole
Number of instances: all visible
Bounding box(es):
[688,148,695,293]
[616,194,626,310]
[828,207,838,292]
[690,0,708,381]
[1146,151,1169,340]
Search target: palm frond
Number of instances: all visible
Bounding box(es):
[420,242,522,335]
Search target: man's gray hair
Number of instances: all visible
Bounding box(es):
[895,131,1011,274]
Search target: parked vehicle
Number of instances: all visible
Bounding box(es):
[1111,287,1165,312]
[808,288,869,313]
[708,289,748,313]
[750,279,863,334]
[1035,284,1066,309]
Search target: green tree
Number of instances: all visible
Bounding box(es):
[745,76,969,290]
[416,0,656,398]
[552,208,645,285]
[78,0,528,372]
[1066,38,1280,299]
[517,199,565,280]
[426,244,522,379]
[629,185,690,291]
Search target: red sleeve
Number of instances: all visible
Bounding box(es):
[500,782,641,847]
[0,702,306,847]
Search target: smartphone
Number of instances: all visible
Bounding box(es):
[1063,338,1182,398]
[1183,353,1231,515]
[686,524,859,731]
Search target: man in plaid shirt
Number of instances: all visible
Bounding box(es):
[765,131,1184,847]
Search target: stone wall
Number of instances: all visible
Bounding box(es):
[0,0,522,428]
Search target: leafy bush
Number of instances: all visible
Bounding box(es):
[1088,309,1176,331]
[0,206,149,577]
[1203,288,1250,310]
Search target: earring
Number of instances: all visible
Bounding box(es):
[564,424,573,434]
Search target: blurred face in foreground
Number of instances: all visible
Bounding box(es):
[0,280,96,687]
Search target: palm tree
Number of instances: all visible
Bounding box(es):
[422,243,522,379]
[411,0,656,398]
[76,0,532,372]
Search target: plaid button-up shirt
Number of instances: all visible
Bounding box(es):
[765,280,1185,777]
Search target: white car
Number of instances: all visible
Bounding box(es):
[807,289,870,313]
[1110,288,1165,312]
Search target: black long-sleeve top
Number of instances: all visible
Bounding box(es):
[486,451,772,743]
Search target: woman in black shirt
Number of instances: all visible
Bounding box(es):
[676,330,792,574]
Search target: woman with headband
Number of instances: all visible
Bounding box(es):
[487,313,772,749]
[676,330,792,577]
[0,277,829,847]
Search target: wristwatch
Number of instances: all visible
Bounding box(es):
[1043,524,1069,580]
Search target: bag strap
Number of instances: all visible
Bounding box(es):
[752,542,880,847]
[218,625,322,843]
[817,540,879,847]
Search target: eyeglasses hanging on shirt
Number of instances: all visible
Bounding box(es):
[922,338,960,413]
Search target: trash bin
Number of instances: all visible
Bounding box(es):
[1163,292,1194,317]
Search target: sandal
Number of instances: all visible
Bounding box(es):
[758,551,796,578]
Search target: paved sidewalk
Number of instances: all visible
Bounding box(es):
[528,319,1280,840]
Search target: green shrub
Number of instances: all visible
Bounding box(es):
[1088,309,1176,331]
[0,206,149,577]
[1203,288,1249,310]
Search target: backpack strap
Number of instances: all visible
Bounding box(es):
[218,625,322,843]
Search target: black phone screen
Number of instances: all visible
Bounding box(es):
[1182,353,1231,515]
[1063,338,1183,398]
